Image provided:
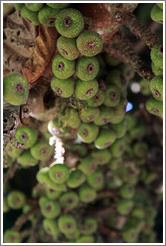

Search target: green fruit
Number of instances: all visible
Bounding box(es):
[23,205,35,221]
[96,54,105,68]
[60,191,79,209]
[53,183,67,191]
[122,228,138,243]
[4,230,21,243]
[65,229,80,240]
[30,141,52,160]
[111,119,127,138]
[151,45,163,69]
[94,129,116,149]
[119,64,135,81]
[15,126,37,148]
[6,142,23,158]
[17,150,38,167]
[145,206,157,220]
[151,4,163,24]
[110,113,125,124]
[21,6,40,25]
[63,108,80,128]
[146,97,163,117]
[36,167,56,188]
[48,119,62,136]
[125,114,136,130]
[145,172,157,184]
[140,79,151,96]
[78,157,98,176]
[55,8,84,38]
[46,188,61,200]
[76,56,99,81]
[133,142,148,158]
[7,191,26,209]
[67,170,86,188]
[40,198,61,219]
[70,144,87,157]
[94,106,113,125]
[52,54,75,79]
[111,98,127,120]
[38,6,60,27]
[109,158,122,170]
[106,70,128,92]
[104,85,121,107]
[152,62,163,76]
[57,36,79,60]
[43,219,60,237]
[75,79,99,100]
[14,3,24,10]
[91,149,112,165]
[25,3,43,11]
[80,106,100,123]
[119,184,135,199]
[157,3,163,9]
[117,199,134,215]
[77,31,103,57]
[87,170,104,190]
[58,214,77,234]
[79,184,96,203]
[84,218,98,234]
[110,139,125,157]
[104,53,121,67]
[76,235,95,243]
[132,208,145,219]
[49,163,69,184]
[106,174,123,189]
[149,76,163,102]
[77,123,99,143]
[3,73,29,106]
[46,3,69,9]
[130,126,146,139]
[87,90,105,107]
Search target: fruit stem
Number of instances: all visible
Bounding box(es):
[3,162,18,184]
[12,206,39,231]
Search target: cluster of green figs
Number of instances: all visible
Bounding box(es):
[4,111,160,243]
[3,2,163,244]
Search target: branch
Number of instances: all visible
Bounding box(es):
[27,215,43,243]
[97,190,115,199]
[12,206,39,231]
[114,11,159,49]
[20,229,32,241]
[3,162,18,184]
[104,32,155,80]
[135,22,162,54]
[26,198,39,206]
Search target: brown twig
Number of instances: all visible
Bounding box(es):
[27,215,43,243]
[97,190,115,199]
[104,32,155,80]
[20,229,32,241]
[12,206,39,231]
[26,198,39,206]
[3,162,18,184]
[87,206,116,218]
[114,11,159,49]
[135,22,162,54]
